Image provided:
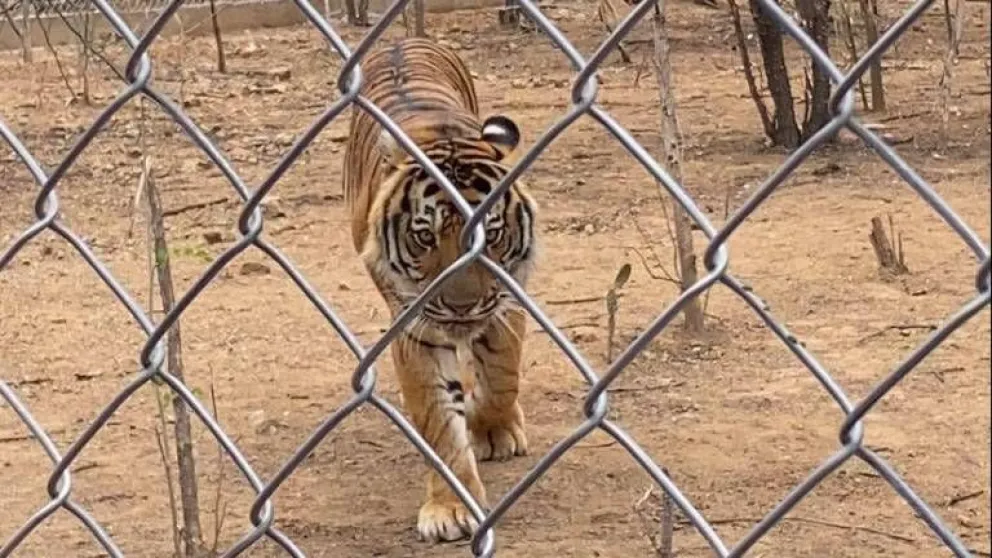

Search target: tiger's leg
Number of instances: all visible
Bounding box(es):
[391,338,488,542]
[467,307,529,461]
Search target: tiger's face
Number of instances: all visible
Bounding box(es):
[362,116,537,341]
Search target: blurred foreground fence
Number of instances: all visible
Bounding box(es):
[1,0,990,555]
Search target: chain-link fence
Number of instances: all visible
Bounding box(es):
[1,0,989,554]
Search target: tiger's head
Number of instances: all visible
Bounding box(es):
[362,115,537,341]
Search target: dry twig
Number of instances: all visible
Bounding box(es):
[546,294,611,306]
[858,323,936,344]
[687,515,919,544]
[163,196,230,217]
[946,489,984,507]
[208,377,229,555]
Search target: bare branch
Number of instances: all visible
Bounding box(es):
[34,9,76,99]
[52,6,126,81]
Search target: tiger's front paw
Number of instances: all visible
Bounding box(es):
[417,500,479,543]
[471,417,528,462]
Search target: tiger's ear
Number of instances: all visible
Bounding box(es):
[376,128,408,169]
[481,115,520,159]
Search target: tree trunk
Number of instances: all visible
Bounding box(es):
[344,0,358,25]
[80,13,91,105]
[413,0,426,36]
[652,3,705,334]
[798,0,832,138]
[728,0,775,139]
[749,0,801,148]
[939,0,964,148]
[838,0,870,110]
[20,0,32,63]
[859,0,885,111]
[357,0,370,25]
[208,0,226,73]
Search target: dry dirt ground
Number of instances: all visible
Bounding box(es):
[1,0,990,556]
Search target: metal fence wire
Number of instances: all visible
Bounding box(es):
[1,0,990,554]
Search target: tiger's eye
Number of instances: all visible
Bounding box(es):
[485,228,501,244]
[413,229,436,247]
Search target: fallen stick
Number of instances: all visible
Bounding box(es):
[163,196,230,217]
[946,489,985,507]
[680,516,918,545]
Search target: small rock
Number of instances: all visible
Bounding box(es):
[255,418,288,435]
[248,409,266,429]
[240,262,271,276]
[236,42,265,57]
[957,514,978,529]
[570,329,598,343]
[203,232,224,245]
[812,162,842,176]
[246,82,287,95]
[262,196,286,219]
[880,132,913,145]
[75,370,102,380]
[267,66,292,81]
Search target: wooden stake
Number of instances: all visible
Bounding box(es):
[869,215,908,276]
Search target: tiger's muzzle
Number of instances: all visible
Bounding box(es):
[422,292,502,339]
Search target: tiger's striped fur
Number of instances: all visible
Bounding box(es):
[342,38,538,543]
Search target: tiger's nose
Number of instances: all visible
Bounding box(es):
[442,297,476,315]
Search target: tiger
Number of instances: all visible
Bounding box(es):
[342,38,539,543]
